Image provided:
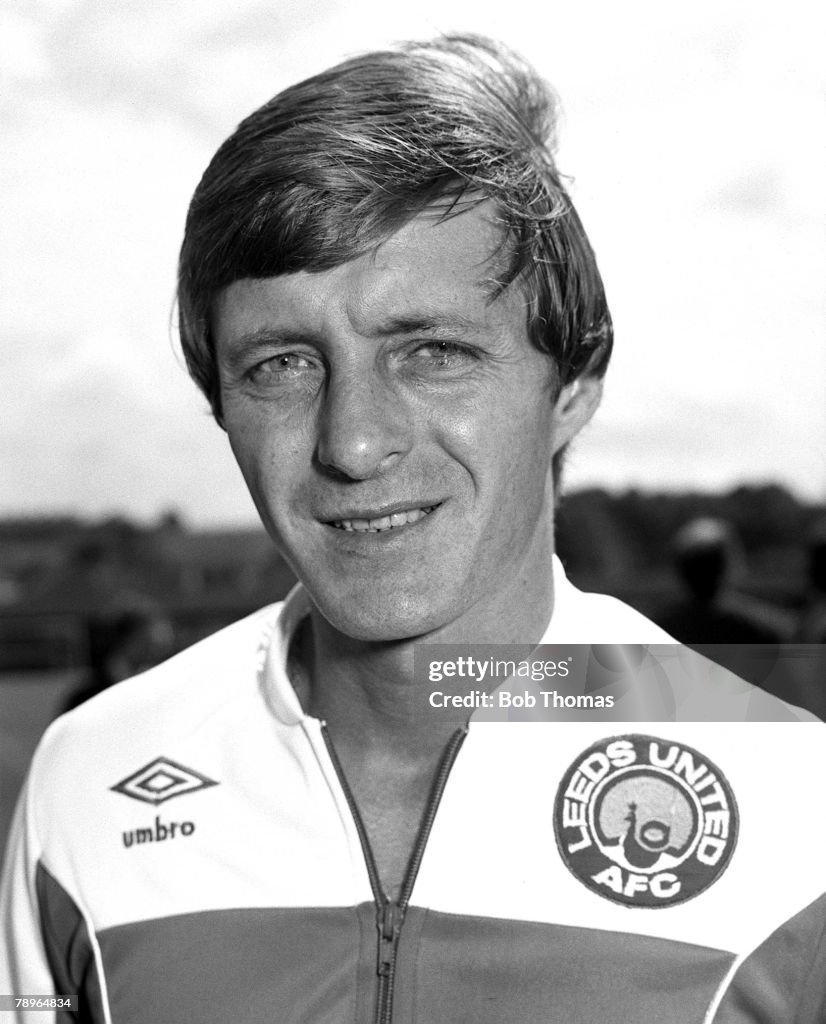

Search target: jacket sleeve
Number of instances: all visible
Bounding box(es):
[1,724,108,1024]
[0,773,60,1024]
[706,891,826,1024]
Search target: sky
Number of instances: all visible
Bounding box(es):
[1,0,824,526]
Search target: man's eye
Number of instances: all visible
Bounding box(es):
[247,353,317,382]
[409,341,477,367]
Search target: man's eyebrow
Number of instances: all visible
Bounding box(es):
[219,314,479,363]
[369,312,479,336]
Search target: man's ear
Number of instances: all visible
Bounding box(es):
[550,374,603,455]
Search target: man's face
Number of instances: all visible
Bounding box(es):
[214,205,590,642]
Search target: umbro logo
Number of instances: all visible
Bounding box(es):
[111,757,219,805]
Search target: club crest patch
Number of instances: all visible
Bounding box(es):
[553,734,738,908]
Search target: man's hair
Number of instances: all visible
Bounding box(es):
[178,34,613,439]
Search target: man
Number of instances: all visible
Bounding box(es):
[2,35,824,1023]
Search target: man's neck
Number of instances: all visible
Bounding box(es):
[289,554,556,761]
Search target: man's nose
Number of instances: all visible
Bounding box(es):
[315,367,413,481]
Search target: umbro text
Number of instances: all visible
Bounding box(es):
[122,816,195,848]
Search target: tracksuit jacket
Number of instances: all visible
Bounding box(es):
[1,560,824,1023]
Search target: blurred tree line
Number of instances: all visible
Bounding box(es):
[556,483,821,613]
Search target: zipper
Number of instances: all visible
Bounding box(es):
[321,723,468,1024]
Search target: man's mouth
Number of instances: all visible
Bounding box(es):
[328,504,439,533]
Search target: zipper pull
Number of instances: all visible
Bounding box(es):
[377,897,401,976]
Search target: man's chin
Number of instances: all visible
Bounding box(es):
[308,589,455,645]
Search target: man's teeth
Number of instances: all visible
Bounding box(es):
[332,506,437,532]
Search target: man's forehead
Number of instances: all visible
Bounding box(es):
[214,202,522,343]
[362,200,510,294]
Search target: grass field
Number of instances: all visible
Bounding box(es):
[0,671,83,861]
